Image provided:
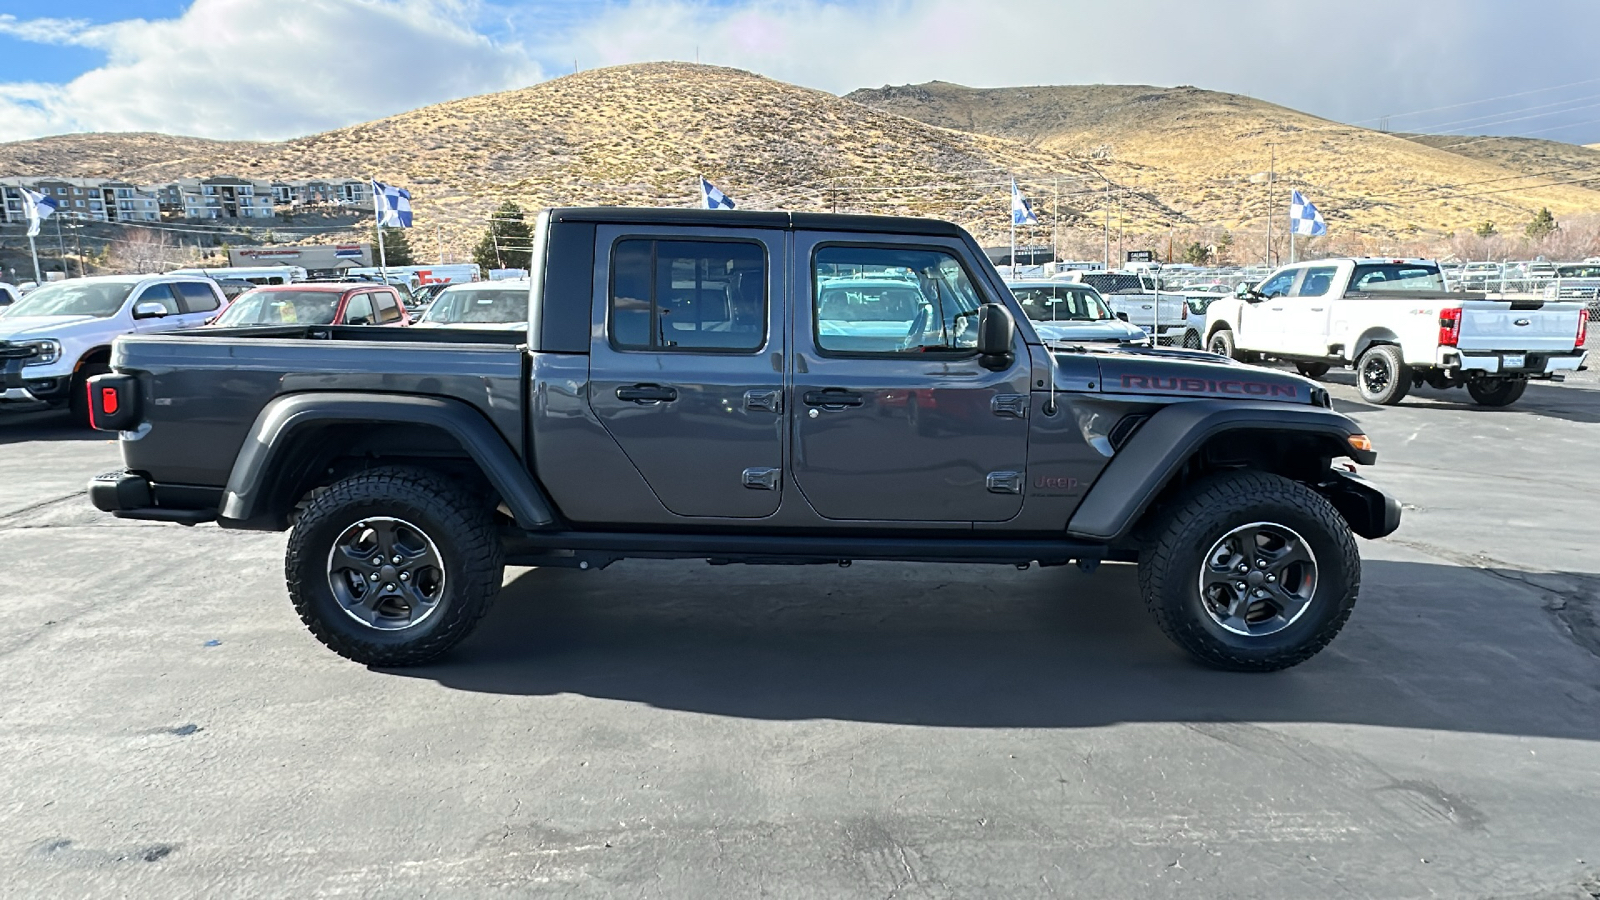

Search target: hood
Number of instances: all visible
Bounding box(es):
[1068,345,1320,405]
[1032,319,1146,343]
[0,315,105,341]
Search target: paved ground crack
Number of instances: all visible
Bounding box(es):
[0,489,85,525]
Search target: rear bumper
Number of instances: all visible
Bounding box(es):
[88,469,220,524]
[1443,349,1586,375]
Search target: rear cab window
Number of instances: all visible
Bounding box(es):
[1350,264,1444,292]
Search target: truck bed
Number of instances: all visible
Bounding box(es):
[112,325,530,488]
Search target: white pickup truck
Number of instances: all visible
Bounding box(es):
[1203,258,1588,407]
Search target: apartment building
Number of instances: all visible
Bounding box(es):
[1,175,370,224]
[0,177,161,224]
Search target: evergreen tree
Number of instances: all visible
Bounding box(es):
[1525,208,1557,240]
[371,226,415,266]
[1474,221,1497,238]
[472,201,533,272]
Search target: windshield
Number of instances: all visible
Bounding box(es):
[1010,286,1111,322]
[5,281,135,319]
[1349,264,1446,292]
[215,290,342,326]
[419,287,528,324]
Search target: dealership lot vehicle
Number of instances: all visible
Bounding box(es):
[1059,271,1190,345]
[1204,258,1589,406]
[1005,279,1147,343]
[88,209,1397,672]
[209,283,410,328]
[0,281,19,313]
[409,280,530,329]
[170,265,307,285]
[0,274,225,423]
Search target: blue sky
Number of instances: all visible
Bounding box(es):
[3,0,1600,144]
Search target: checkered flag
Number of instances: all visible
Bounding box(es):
[1289,190,1327,237]
[701,178,736,210]
[1010,178,1038,226]
[371,180,413,228]
[21,189,58,238]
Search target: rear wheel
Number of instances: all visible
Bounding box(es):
[1294,362,1331,380]
[1182,330,1203,350]
[285,466,503,666]
[1138,471,1360,672]
[1466,377,1527,407]
[1207,328,1237,360]
[1355,344,1410,405]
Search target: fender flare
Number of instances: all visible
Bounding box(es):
[1065,399,1375,542]
[219,392,557,530]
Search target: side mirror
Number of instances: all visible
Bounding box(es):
[132,302,169,319]
[1114,311,1130,323]
[976,303,1015,371]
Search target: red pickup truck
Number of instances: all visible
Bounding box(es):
[209,283,410,328]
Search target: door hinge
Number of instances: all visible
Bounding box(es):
[986,471,1022,494]
[744,389,782,413]
[742,467,780,490]
[991,393,1028,418]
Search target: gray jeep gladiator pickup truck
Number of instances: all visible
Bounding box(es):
[81,208,1399,671]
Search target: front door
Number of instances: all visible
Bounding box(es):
[1236,267,1299,352]
[789,235,1031,522]
[587,225,786,518]
[1283,265,1337,356]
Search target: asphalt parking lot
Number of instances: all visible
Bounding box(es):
[3,367,1599,899]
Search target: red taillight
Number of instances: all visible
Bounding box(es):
[1439,307,1463,347]
[1578,309,1589,349]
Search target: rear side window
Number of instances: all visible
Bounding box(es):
[609,239,767,352]
[373,290,402,323]
[344,292,375,325]
[1294,267,1338,298]
[135,283,183,316]
[174,281,220,313]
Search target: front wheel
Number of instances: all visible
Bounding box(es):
[1207,328,1237,360]
[1182,330,1203,350]
[1355,344,1411,405]
[285,466,504,666]
[1294,362,1331,380]
[1137,471,1360,672]
[1466,377,1527,407]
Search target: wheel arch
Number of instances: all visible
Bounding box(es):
[1066,399,1381,545]
[1351,328,1400,360]
[218,392,558,532]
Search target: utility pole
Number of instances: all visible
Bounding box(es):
[1264,142,1278,268]
[1052,176,1060,266]
[53,214,68,276]
[1103,179,1111,271]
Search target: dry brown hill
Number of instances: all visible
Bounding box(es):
[1401,133,1600,186]
[845,82,1600,241]
[0,133,260,179]
[111,64,1170,255]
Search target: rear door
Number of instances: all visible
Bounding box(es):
[587,225,786,518]
[789,233,1031,522]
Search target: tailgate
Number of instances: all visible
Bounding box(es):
[1456,301,1581,352]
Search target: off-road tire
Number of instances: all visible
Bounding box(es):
[1355,344,1411,405]
[1137,470,1360,672]
[1294,362,1331,380]
[1466,377,1527,407]
[1207,328,1237,360]
[286,466,503,666]
[1182,330,1203,350]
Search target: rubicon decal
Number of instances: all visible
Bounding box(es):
[1119,374,1298,397]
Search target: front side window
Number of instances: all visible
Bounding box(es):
[1010,285,1111,322]
[1257,270,1297,299]
[813,246,984,354]
[343,293,375,325]
[609,239,766,352]
[135,284,183,316]
[1294,266,1338,298]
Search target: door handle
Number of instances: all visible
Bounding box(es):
[1308,307,1325,312]
[616,384,678,403]
[802,389,864,408]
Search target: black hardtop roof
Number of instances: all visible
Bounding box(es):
[547,206,967,238]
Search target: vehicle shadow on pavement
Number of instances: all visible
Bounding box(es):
[393,557,1600,741]
[1317,369,1600,424]
[0,410,100,445]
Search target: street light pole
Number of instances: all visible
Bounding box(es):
[1265,142,1278,268]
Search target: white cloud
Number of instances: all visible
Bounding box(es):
[0,0,543,141]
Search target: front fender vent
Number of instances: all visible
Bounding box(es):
[1108,414,1149,451]
[1311,387,1332,408]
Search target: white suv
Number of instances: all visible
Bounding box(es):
[0,274,226,423]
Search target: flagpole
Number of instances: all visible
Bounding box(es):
[370,178,389,285]
[1288,187,1296,265]
[27,232,41,285]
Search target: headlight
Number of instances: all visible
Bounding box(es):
[19,339,61,366]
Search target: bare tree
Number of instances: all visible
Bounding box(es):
[106,229,198,274]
